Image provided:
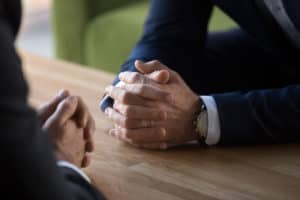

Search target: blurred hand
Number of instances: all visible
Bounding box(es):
[38,90,96,168]
[105,60,202,150]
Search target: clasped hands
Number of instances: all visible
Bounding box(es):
[38,90,95,168]
[105,60,203,150]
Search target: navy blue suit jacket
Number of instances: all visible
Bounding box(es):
[101,0,300,145]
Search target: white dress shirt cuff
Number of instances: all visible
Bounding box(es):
[57,161,91,183]
[201,96,221,145]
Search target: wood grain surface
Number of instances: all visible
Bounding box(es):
[22,52,300,200]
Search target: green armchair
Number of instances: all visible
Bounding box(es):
[52,0,236,73]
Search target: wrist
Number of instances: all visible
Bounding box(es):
[188,97,203,140]
[55,151,76,166]
[55,151,68,162]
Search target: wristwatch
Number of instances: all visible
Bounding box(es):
[193,101,208,143]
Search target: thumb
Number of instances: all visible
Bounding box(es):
[46,96,79,127]
[38,89,70,123]
[135,60,168,74]
[147,70,170,84]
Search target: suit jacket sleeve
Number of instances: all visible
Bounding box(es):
[0,1,105,199]
[213,85,300,144]
[100,0,300,144]
[100,0,213,111]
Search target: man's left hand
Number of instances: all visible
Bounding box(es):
[38,90,95,167]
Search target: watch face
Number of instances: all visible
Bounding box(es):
[199,110,208,138]
[194,101,208,140]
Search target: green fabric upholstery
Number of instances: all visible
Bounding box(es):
[85,2,149,72]
[52,0,236,73]
[52,0,145,67]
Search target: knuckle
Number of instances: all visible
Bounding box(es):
[61,100,73,110]
[123,105,133,116]
[137,85,147,96]
[120,91,131,103]
[131,72,140,82]
[123,117,132,128]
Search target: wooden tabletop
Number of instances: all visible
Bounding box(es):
[22,52,300,200]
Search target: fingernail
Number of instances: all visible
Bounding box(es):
[58,89,68,98]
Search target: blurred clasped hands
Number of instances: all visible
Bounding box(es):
[37,90,95,168]
[105,60,202,150]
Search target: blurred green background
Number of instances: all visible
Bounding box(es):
[52,0,237,73]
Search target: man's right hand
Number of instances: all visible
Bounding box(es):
[39,90,95,168]
[105,60,202,149]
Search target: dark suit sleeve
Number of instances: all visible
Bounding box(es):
[100,0,300,145]
[100,0,213,111]
[213,85,300,144]
[0,1,105,199]
[59,167,106,200]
